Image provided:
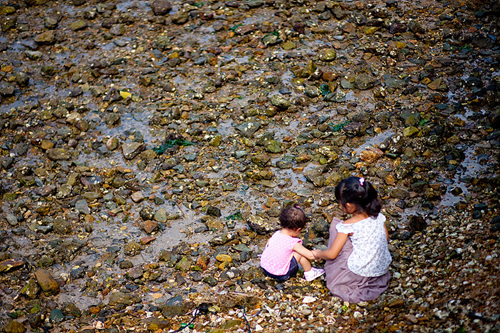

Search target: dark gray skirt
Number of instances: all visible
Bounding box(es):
[324,218,391,303]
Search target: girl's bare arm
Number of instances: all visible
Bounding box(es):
[293,243,316,261]
[312,232,348,260]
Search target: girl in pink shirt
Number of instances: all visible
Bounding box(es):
[260,204,325,282]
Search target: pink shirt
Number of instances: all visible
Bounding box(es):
[260,231,302,275]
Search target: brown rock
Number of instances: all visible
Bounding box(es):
[0,258,24,273]
[140,220,159,234]
[34,268,60,295]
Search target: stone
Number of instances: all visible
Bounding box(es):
[108,291,135,306]
[304,166,326,187]
[69,20,87,31]
[354,73,378,90]
[3,321,26,333]
[34,269,60,296]
[124,241,142,256]
[236,121,261,138]
[151,0,172,15]
[49,309,65,323]
[53,217,72,234]
[270,94,291,109]
[319,49,336,62]
[247,215,277,235]
[47,148,70,160]
[140,220,159,234]
[122,142,145,160]
[35,31,55,44]
[403,126,419,137]
[131,191,144,203]
[409,215,427,232]
[154,208,168,223]
[75,199,90,214]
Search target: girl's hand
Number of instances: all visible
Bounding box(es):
[311,249,321,260]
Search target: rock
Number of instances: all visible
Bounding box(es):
[236,121,261,138]
[140,220,159,234]
[175,256,192,271]
[270,94,291,109]
[49,309,65,323]
[409,215,427,232]
[75,199,90,214]
[124,241,142,256]
[359,148,384,164]
[319,49,336,62]
[35,31,55,44]
[151,0,172,15]
[0,259,24,273]
[105,137,119,151]
[403,126,419,137]
[160,295,194,317]
[5,213,18,226]
[388,298,405,308]
[131,191,144,203]
[140,206,155,220]
[265,140,283,153]
[0,6,16,16]
[34,269,60,296]
[3,321,26,333]
[206,205,221,217]
[203,276,218,286]
[147,318,171,331]
[247,215,277,235]
[20,279,40,299]
[108,291,135,306]
[122,142,145,160]
[390,188,410,200]
[53,217,72,234]
[0,82,16,96]
[47,148,70,160]
[354,73,378,90]
[69,20,87,31]
[305,166,327,187]
[1,16,16,32]
[250,154,271,167]
[154,208,168,223]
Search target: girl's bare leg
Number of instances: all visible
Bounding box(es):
[293,253,312,272]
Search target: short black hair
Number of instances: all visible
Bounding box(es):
[279,204,307,230]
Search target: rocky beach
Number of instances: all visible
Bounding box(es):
[0,0,499,332]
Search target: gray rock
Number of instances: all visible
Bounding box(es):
[236,121,261,138]
[75,199,90,214]
[304,166,326,187]
[49,309,65,323]
[151,0,172,15]
[5,214,18,226]
[122,142,145,160]
[270,94,291,109]
[354,73,378,90]
[47,148,70,161]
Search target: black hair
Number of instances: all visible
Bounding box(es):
[279,204,307,230]
[335,177,381,217]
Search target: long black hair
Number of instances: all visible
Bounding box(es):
[279,204,307,230]
[335,177,381,217]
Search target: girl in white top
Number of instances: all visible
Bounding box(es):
[312,177,392,302]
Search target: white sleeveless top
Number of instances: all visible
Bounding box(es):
[336,214,392,277]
